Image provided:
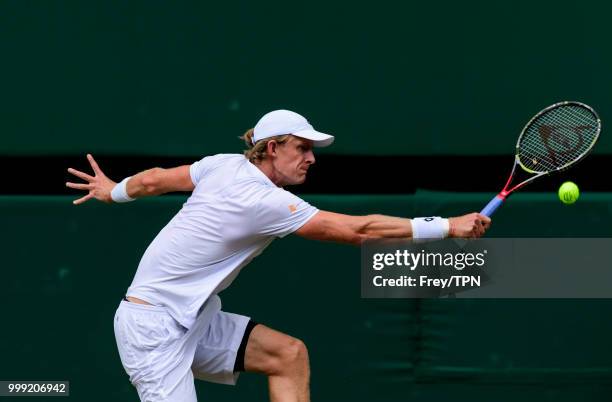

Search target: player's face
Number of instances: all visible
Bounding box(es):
[273,136,315,186]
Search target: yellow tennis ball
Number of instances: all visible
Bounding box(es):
[558,181,580,204]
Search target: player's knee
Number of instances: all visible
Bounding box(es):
[278,337,309,370]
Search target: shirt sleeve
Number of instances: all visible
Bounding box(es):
[255,188,319,238]
[189,154,228,185]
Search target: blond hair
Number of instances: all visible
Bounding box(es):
[239,129,290,164]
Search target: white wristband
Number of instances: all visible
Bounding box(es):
[111,177,135,203]
[411,217,449,241]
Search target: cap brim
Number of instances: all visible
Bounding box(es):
[293,129,335,147]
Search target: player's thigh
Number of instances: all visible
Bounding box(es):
[191,310,250,385]
[244,324,308,375]
[114,302,197,402]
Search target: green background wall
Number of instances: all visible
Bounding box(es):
[2,194,612,401]
[2,0,612,156]
[2,1,612,401]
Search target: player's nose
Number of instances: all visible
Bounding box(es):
[306,150,315,165]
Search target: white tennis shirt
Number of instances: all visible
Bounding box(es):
[127,154,319,329]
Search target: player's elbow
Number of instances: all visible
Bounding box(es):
[329,217,371,246]
[355,214,384,238]
[345,215,383,246]
[141,167,165,195]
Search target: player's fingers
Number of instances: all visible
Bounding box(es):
[67,168,94,182]
[72,193,94,205]
[472,221,484,237]
[477,214,491,225]
[66,182,93,190]
[87,154,103,176]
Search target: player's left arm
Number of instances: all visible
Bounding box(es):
[295,210,491,245]
[66,154,194,205]
[294,211,411,245]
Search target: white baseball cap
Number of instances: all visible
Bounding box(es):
[253,110,335,147]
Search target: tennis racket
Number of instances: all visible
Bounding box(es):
[481,101,601,217]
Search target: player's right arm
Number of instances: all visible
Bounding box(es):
[295,210,491,245]
[66,154,194,205]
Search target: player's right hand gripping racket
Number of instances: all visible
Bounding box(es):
[481,101,601,217]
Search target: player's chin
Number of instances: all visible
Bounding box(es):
[293,173,307,185]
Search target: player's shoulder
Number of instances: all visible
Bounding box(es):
[201,153,244,164]
[215,153,244,160]
[190,153,246,184]
[195,153,246,171]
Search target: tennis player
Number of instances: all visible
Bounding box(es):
[66,109,491,402]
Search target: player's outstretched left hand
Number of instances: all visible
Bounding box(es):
[448,213,491,238]
[66,154,116,205]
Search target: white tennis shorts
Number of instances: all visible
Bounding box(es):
[113,295,250,402]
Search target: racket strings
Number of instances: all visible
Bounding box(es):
[518,105,599,172]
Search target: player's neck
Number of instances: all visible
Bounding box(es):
[254,160,283,187]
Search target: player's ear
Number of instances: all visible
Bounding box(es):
[266,140,278,157]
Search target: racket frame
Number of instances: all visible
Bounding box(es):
[480,101,601,217]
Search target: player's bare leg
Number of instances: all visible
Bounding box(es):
[244,324,310,402]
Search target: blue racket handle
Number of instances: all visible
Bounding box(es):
[480,195,505,217]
